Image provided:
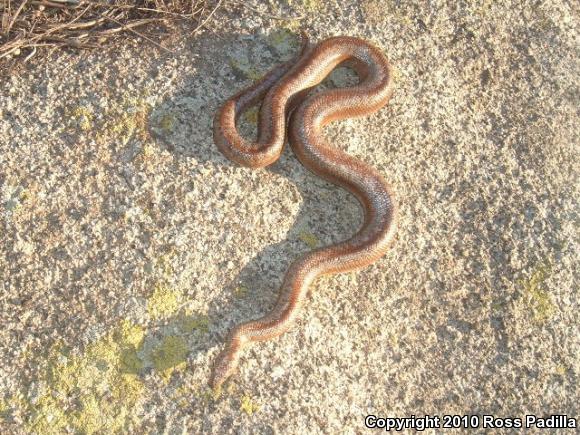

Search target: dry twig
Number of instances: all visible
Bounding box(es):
[0,0,217,68]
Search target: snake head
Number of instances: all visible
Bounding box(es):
[209,348,239,391]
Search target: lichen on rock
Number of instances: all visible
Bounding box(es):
[149,335,189,381]
[23,320,146,434]
[147,284,183,320]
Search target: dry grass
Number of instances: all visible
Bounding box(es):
[0,0,219,69]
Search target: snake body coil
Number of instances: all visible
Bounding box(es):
[211,35,397,389]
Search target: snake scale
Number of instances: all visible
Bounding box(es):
[211,34,397,389]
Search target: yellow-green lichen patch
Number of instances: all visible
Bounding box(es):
[114,97,151,139]
[96,94,153,146]
[228,55,263,81]
[268,28,301,55]
[150,335,188,380]
[147,284,183,320]
[5,392,26,423]
[466,0,494,16]
[178,313,210,334]
[200,376,238,403]
[299,230,319,248]
[0,398,10,420]
[155,248,176,281]
[275,18,301,33]
[69,106,94,131]
[141,142,158,159]
[25,320,146,434]
[391,64,402,85]
[303,0,321,10]
[170,383,198,409]
[491,300,503,312]
[555,365,567,376]
[2,185,27,219]
[19,186,32,203]
[240,394,260,416]
[233,284,249,298]
[289,0,322,12]
[518,260,556,323]
[116,320,146,374]
[116,319,146,348]
[243,107,259,124]
[197,385,222,404]
[157,112,177,134]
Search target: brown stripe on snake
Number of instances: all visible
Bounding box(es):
[211,35,397,389]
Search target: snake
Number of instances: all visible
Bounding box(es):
[210,34,397,389]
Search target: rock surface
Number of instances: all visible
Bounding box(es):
[0,1,578,433]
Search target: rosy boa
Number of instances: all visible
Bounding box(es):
[211,34,397,389]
